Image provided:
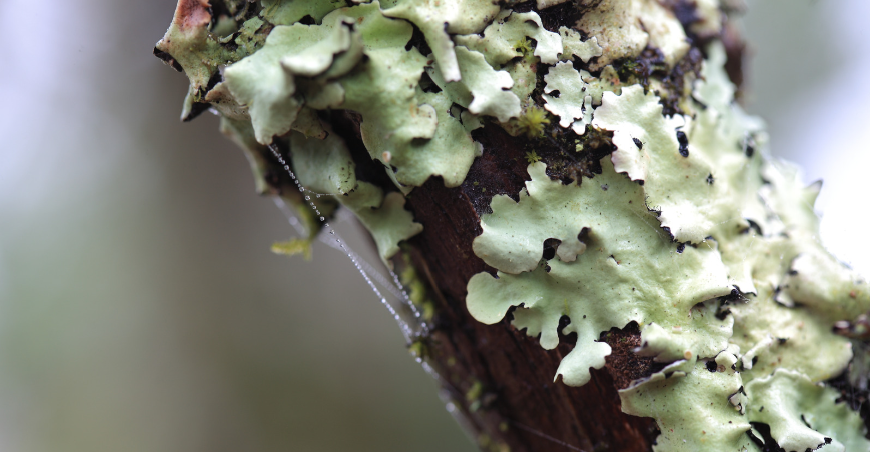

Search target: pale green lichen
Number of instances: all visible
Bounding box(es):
[288,131,355,195]
[454,10,562,66]
[727,270,853,383]
[466,37,870,452]
[471,162,589,272]
[745,370,870,452]
[452,9,589,123]
[542,62,593,129]
[206,82,250,122]
[581,65,624,105]
[157,1,870,450]
[591,83,761,246]
[467,158,734,386]
[395,90,480,187]
[381,0,500,82]
[427,46,521,123]
[222,18,359,144]
[343,183,423,265]
[686,0,722,38]
[155,3,269,120]
[219,115,336,236]
[454,10,533,68]
[589,47,767,301]
[577,0,689,71]
[218,116,272,195]
[287,107,327,140]
[288,122,423,264]
[505,57,539,102]
[333,3,438,187]
[558,27,603,63]
[620,361,756,452]
[784,249,870,322]
[260,0,346,25]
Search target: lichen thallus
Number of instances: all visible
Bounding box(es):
[266,143,430,344]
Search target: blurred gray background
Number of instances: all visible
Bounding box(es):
[0,1,867,451]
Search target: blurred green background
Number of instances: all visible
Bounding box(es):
[0,1,866,451]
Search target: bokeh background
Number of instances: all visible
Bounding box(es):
[0,1,867,451]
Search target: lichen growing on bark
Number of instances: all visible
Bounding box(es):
[155,1,870,450]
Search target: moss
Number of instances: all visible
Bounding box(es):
[477,433,510,452]
[514,37,534,56]
[399,252,436,322]
[466,380,484,403]
[516,105,551,138]
[408,339,427,360]
[270,238,312,260]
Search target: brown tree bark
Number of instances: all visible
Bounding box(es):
[327,112,666,452]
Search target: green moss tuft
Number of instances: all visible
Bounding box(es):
[516,105,550,138]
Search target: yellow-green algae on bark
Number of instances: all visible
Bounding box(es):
[155,0,870,450]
